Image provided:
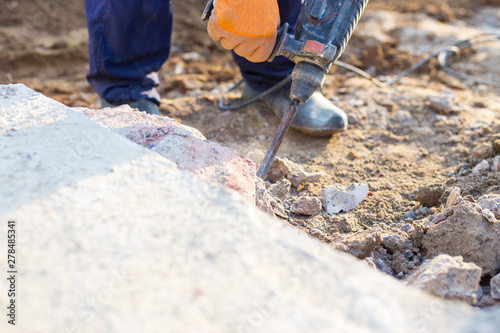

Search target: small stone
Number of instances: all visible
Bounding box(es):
[492,156,500,172]
[421,206,429,215]
[406,254,482,305]
[472,160,490,175]
[337,214,362,233]
[405,211,416,220]
[445,187,462,208]
[477,194,500,219]
[310,228,323,236]
[290,196,322,216]
[321,183,369,214]
[428,92,455,114]
[330,228,383,259]
[471,143,495,160]
[267,179,291,202]
[416,183,444,207]
[400,223,414,234]
[491,273,500,300]
[493,139,500,154]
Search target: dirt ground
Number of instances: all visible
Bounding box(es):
[2,0,500,286]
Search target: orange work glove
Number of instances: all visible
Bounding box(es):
[207,0,280,63]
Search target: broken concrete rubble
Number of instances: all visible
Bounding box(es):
[289,196,322,216]
[406,254,482,305]
[416,183,445,207]
[80,106,261,206]
[321,183,369,214]
[267,157,323,188]
[5,84,500,332]
[331,227,383,259]
[491,273,500,300]
[422,196,500,276]
[266,178,291,202]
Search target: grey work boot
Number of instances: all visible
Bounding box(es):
[100,98,161,116]
[243,84,347,136]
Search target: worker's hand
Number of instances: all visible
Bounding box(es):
[207,0,279,63]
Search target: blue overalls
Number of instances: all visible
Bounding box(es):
[84,0,301,105]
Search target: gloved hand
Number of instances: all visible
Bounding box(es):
[207,0,279,63]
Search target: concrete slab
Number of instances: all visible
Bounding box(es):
[0,84,499,332]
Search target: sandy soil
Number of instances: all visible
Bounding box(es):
[1,0,500,282]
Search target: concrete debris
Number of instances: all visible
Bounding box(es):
[472,160,490,175]
[267,157,323,188]
[337,214,362,233]
[321,183,369,214]
[331,227,383,259]
[445,187,462,208]
[406,254,482,305]
[493,139,500,154]
[491,273,500,300]
[268,196,287,219]
[290,196,322,216]
[428,91,456,114]
[255,178,275,216]
[266,178,291,202]
[181,51,202,61]
[471,142,495,160]
[493,156,500,172]
[382,230,415,253]
[391,250,422,276]
[371,246,395,276]
[422,197,500,276]
[416,183,444,207]
[477,194,500,220]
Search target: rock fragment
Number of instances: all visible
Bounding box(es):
[493,139,500,154]
[330,227,383,259]
[422,198,500,276]
[477,193,500,220]
[406,254,482,305]
[80,106,258,204]
[472,160,490,175]
[269,196,287,219]
[267,157,323,187]
[267,178,291,202]
[491,273,500,300]
[471,142,495,159]
[416,183,445,207]
[290,196,322,216]
[321,183,369,214]
[428,91,455,114]
[493,156,500,172]
[445,187,462,208]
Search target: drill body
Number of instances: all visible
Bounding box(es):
[270,0,369,103]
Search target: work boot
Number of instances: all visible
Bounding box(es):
[243,84,347,136]
[100,98,161,116]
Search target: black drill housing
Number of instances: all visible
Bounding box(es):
[269,0,369,103]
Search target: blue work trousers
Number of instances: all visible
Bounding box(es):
[84,0,301,105]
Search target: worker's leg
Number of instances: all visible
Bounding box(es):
[85,0,172,106]
[231,0,300,92]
